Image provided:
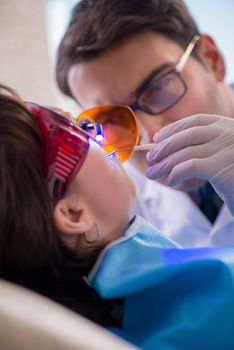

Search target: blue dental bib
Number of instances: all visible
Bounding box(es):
[89,215,234,350]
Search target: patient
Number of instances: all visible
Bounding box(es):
[1,84,234,349]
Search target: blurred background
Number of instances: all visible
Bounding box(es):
[0,0,233,115]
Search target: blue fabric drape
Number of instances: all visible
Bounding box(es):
[90,216,234,350]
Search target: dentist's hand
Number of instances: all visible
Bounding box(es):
[146,114,234,215]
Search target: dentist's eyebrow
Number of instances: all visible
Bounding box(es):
[131,63,173,97]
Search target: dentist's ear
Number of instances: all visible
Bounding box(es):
[198,35,226,81]
[53,195,94,238]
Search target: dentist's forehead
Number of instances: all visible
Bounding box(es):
[68,31,182,108]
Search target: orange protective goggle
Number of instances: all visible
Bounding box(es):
[76,105,139,162]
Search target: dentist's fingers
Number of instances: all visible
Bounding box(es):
[146,143,216,180]
[168,147,234,187]
[167,157,212,186]
[154,114,220,143]
[147,124,219,164]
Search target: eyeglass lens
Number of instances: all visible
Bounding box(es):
[137,70,187,115]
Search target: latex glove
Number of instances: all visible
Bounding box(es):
[146,114,234,215]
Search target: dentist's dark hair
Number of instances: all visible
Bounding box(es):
[56,0,201,98]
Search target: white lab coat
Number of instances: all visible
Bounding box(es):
[124,162,234,248]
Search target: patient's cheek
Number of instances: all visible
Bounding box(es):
[72,143,135,222]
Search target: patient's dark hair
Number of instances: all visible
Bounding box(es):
[56,0,201,98]
[0,84,122,328]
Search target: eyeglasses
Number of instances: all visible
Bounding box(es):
[76,105,139,163]
[130,35,200,115]
[27,102,93,201]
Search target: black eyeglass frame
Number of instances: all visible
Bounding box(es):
[130,68,188,115]
[130,35,200,116]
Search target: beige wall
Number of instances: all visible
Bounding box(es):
[0,0,77,112]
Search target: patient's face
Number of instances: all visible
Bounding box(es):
[68,139,136,243]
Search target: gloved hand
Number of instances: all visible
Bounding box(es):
[146,114,234,215]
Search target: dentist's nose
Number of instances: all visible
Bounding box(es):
[135,110,171,144]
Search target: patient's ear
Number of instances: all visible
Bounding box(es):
[53,195,93,237]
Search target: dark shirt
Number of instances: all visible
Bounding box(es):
[189,182,223,223]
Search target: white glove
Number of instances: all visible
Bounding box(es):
[146,114,234,215]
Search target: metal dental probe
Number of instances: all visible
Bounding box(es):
[107,143,154,157]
